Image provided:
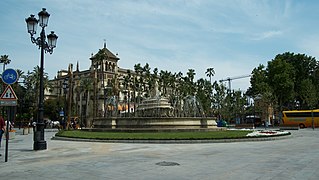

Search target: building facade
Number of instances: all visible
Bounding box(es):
[47,43,135,127]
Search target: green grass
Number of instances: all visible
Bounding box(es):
[56,130,253,140]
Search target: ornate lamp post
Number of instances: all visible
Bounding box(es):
[25,8,58,150]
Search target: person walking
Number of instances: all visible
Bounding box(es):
[0,116,5,156]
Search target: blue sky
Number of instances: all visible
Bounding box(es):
[0,0,318,91]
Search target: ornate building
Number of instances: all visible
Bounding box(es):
[47,43,135,127]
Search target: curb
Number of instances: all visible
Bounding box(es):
[52,134,291,144]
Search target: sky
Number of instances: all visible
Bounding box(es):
[1,0,319,92]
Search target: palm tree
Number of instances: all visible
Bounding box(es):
[16,69,24,81]
[123,72,131,117]
[110,74,120,117]
[134,63,143,75]
[80,77,93,127]
[159,70,172,96]
[30,66,49,98]
[0,55,11,71]
[74,82,82,120]
[212,82,227,120]
[186,69,196,96]
[11,69,24,90]
[23,71,35,99]
[134,63,143,99]
[187,69,196,83]
[21,66,49,117]
[205,67,215,85]
[196,78,213,116]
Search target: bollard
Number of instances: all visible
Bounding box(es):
[23,127,28,135]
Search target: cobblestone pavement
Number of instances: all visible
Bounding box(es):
[1,128,319,180]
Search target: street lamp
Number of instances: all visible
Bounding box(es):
[25,8,58,150]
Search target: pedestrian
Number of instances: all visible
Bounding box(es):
[0,116,6,156]
[5,120,12,131]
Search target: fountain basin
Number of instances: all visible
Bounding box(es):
[93,117,217,129]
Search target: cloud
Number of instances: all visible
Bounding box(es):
[0,0,316,92]
[298,35,319,58]
[251,30,283,41]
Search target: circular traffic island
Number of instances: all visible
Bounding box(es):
[53,129,291,143]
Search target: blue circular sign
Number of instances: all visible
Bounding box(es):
[59,110,64,117]
[2,68,18,84]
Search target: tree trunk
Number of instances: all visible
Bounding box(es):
[85,91,90,127]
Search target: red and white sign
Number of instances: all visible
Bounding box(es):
[0,85,18,100]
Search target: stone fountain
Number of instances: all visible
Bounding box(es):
[136,81,173,117]
[92,81,217,130]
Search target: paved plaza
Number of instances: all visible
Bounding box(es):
[1,128,319,180]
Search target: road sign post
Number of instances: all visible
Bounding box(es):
[1,69,18,162]
[1,68,18,85]
[0,85,18,106]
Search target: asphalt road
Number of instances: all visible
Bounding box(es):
[0,128,318,180]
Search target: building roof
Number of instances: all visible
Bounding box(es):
[90,42,119,62]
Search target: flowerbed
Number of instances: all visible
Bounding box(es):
[246,130,290,137]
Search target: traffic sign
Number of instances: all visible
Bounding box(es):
[1,68,18,85]
[0,85,18,106]
[0,85,18,100]
[0,100,17,106]
[59,110,64,117]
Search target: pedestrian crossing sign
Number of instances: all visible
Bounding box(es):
[0,85,18,100]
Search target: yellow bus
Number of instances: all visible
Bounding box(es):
[282,109,319,128]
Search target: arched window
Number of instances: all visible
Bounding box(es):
[109,62,112,72]
[112,63,116,72]
[105,61,108,71]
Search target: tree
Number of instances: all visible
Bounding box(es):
[19,66,49,119]
[184,69,196,96]
[134,63,143,102]
[44,98,64,122]
[267,55,295,110]
[196,78,213,116]
[143,63,152,97]
[22,71,37,118]
[249,52,319,121]
[283,53,318,108]
[248,64,275,121]
[80,77,93,126]
[212,81,227,120]
[248,64,267,97]
[123,70,133,116]
[187,69,196,83]
[13,70,31,127]
[205,67,215,84]
[300,79,317,109]
[74,83,82,118]
[159,70,173,96]
[231,90,246,123]
[0,55,11,71]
